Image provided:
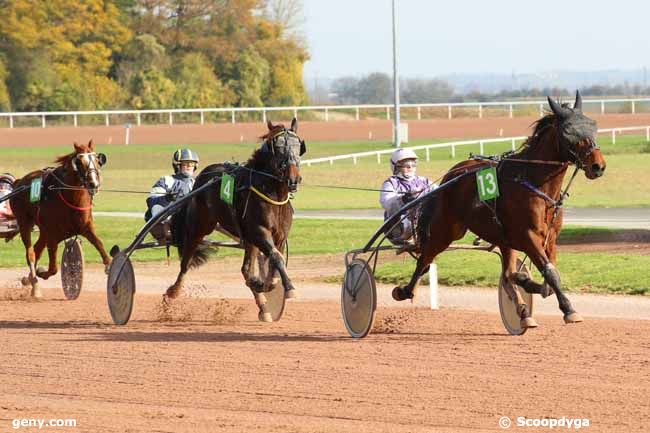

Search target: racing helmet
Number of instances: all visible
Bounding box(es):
[172,149,199,174]
[390,148,418,175]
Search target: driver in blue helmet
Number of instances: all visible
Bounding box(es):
[145,149,199,241]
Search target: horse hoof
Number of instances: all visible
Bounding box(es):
[520,317,538,328]
[21,276,31,287]
[392,287,412,302]
[31,286,43,299]
[164,287,181,300]
[564,312,584,324]
[285,289,297,299]
[258,311,273,323]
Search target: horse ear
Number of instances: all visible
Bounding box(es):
[299,140,306,156]
[267,120,273,131]
[73,141,83,153]
[290,117,298,133]
[547,96,569,118]
[88,139,94,151]
[574,90,582,111]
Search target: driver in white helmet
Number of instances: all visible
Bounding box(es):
[145,149,199,243]
[380,148,435,244]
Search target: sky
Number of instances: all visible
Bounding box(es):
[301,0,650,80]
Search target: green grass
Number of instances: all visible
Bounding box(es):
[2,135,650,211]
[2,218,648,296]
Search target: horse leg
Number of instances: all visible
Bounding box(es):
[501,247,537,328]
[35,238,59,280]
[522,235,582,324]
[81,222,111,274]
[19,226,42,298]
[241,244,272,322]
[392,230,456,302]
[257,236,296,300]
[164,233,202,301]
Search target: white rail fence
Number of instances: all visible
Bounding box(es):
[2,98,650,128]
[301,126,650,166]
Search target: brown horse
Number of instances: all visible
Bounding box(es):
[9,140,111,298]
[393,91,606,327]
[166,119,306,322]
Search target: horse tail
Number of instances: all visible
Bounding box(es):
[171,197,215,269]
[416,194,437,246]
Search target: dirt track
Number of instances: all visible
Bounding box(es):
[1,265,649,432]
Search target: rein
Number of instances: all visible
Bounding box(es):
[57,191,92,211]
[249,185,290,205]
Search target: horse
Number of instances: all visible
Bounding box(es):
[9,140,111,298]
[166,118,306,322]
[393,91,606,327]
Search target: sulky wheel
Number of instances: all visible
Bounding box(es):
[61,238,84,300]
[341,258,377,338]
[107,251,136,325]
[498,258,534,336]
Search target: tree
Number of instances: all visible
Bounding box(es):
[228,47,270,107]
[401,78,454,103]
[0,58,10,110]
[170,53,234,108]
[129,69,176,109]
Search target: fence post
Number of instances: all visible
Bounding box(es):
[632,101,636,114]
[42,115,46,128]
[231,110,235,124]
[425,147,430,161]
[611,129,616,145]
[74,114,78,127]
[417,106,421,120]
[646,126,649,142]
[386,106,390,120]
[353,156,357,165]
[200,111,205,125]
[478,104,483,119]
[451,144,456,158]
[448,105,452,119]
[355,107,359,121]
[325,108,329,122]
[511,138,516,150]
[539,103,544,117]
[377,153,381,164]
[168,112,173,126]
[9,115,13,129]
[105,114,110,126]
[137,113,141,126]
[262,110,267,124]
[509,104,513,118]
[480,140,484,154]
[601,101,605,114]
[294,108,298,119]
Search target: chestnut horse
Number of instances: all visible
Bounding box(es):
[393,92,606,327]
[9,140,111,298]
[166,119,306,322]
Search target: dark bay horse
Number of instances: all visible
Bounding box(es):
[9,140,111,298]
[393,91,606,327]
[166,119,306,322]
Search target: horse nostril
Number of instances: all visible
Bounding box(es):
[592,163,604,173]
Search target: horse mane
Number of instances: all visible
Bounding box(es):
[54,152,76,168]
[514,104,570,156]
[246,124,288,173]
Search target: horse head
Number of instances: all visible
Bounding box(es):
[547,91,606,179]
[262,117,306,192]
[71,140,107,193]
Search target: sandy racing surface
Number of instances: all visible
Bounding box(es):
[1,254,649,433]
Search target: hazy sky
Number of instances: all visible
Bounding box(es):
[302,0,649,79]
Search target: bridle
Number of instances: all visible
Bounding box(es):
[263,129,304,190]
[563,137,600,171]
[71,152,103,194]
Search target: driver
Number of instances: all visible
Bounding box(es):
[145,149,199,241]
[380,148,435,244]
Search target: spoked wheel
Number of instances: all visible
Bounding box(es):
[341,258,377,338]
[61,238,84,300]
[498,259,534,336]
[107,251,136,325]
